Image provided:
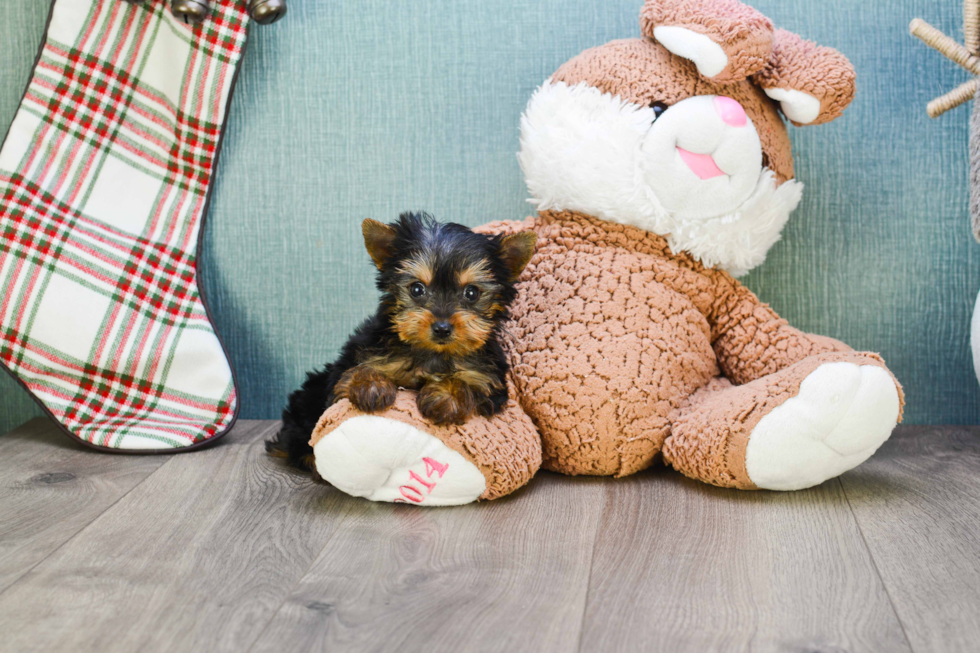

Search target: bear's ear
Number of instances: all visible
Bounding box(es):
[641,0,774,84]
[753,29,857,126]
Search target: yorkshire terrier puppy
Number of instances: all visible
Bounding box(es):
[266,212,537,473]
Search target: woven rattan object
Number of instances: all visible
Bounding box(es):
[911,0,980,117]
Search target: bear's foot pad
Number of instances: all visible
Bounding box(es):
[745,362,900,491]
[313,415,486,505]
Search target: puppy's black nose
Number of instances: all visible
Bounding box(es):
[431,321,453,339]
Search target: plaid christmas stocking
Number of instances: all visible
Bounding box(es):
[0,0,249,450]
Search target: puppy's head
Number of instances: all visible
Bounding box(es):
[362,212,536,355]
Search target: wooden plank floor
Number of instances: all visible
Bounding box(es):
[0,419,978,653]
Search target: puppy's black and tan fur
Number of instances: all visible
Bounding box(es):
[266,212,537,473]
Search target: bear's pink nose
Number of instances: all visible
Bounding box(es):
[714,96,747,127]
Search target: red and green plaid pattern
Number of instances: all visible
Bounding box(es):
[0,0,248,449]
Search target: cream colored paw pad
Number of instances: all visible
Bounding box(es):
[745,363,900,491]
[312,416,486,506]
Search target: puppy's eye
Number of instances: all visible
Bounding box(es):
[409,282,426,298]
[651,101,668,121]
[463,285,481,302]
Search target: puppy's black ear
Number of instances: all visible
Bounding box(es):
[498,231,537,281]
[362,219,397,269]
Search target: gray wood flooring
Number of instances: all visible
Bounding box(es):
[0,418,978,653]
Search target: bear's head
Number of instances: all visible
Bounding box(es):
[518,0,856,275]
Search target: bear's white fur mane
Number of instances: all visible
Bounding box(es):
[518,80,803,276]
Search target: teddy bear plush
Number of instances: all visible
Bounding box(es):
[308,0,903,506]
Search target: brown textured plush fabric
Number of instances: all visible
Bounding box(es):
[310,390,542,501]
[636,0,856,126]
[314,0,884,496]
[478,212,904,479]
[754,29,857,126]
[666,351,902,489]
[551,37,795,183]
[641,0,774,84]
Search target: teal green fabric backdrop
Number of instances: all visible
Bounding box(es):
[0,0,976,430]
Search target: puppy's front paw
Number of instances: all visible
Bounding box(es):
[349,378,397,413]
[417,380,475,425]
[336,366,397,414]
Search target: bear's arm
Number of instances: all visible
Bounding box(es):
[477,214,847,387]
[706,270,851,385]
[475,217,538,238]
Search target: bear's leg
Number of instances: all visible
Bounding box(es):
[308,391,541,506]
[664,351,902,490]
